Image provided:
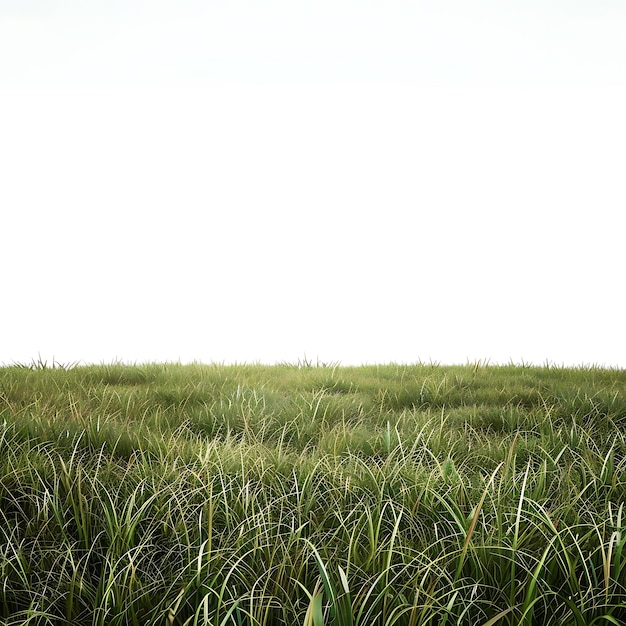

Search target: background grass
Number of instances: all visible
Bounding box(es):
[1,361,625,625]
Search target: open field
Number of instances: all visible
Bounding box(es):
[1,361,625,625]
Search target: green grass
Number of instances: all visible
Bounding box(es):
[1,360,625,625]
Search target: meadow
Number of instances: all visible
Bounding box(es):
[1,360,625,625]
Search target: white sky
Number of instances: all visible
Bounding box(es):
[1,1,625,368]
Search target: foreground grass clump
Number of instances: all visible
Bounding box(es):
[1,361,625,625]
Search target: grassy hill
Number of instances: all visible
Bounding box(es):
[1,361,625,625]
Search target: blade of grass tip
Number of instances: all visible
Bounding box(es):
[338,566,350,596]
[196,539,210,585]
[337,566,353,626]
[312,585,325,626]
[298,579,324,626]
[439,590,459,626]
[455,462,503,581]
[304,539,337,608]
[306,538,353,626]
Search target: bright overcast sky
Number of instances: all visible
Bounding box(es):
[2,1,625,367]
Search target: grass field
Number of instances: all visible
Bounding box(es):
[1,360,625,625]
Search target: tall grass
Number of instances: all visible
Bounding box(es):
[0,361,625,624]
